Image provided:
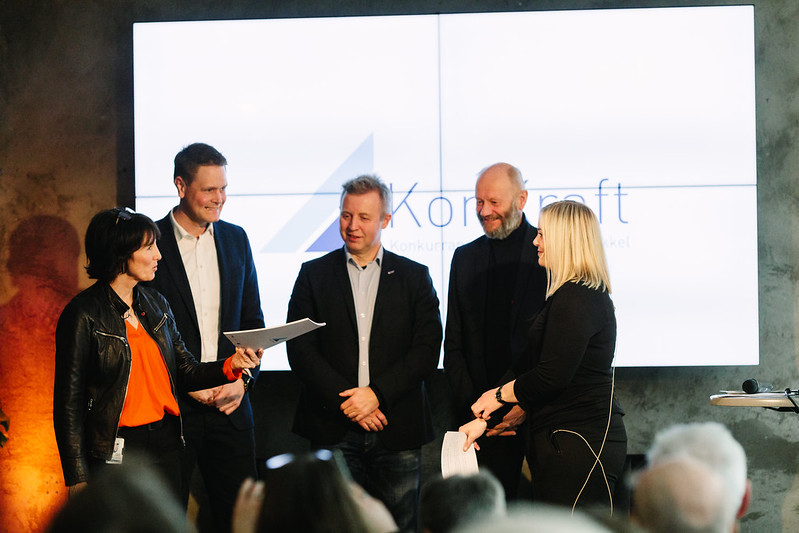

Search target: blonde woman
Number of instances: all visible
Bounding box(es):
[460,200,626,514]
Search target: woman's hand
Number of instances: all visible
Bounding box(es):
[230,347,264,370]
[459,418,488,451]
[471,380,517,420]
[471,387,502,420]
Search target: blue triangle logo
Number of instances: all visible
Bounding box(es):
[261,135,374,254]
[306,219,342,252]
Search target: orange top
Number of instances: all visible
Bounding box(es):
[119,321,180,427]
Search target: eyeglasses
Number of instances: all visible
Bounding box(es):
[265,449,334,471]
[114,207,135,224]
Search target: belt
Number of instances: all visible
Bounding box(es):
[120,414,175,432]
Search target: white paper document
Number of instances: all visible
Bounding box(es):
[223,318,324,351]
[440,431,479,478]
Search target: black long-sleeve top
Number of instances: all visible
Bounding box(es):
[512,281,624,435]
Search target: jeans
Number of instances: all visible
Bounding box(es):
[316,430,421,533]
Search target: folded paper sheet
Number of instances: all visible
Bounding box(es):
[224,318,325,351]
[440,431,479,478]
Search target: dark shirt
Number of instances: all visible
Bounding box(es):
[513,281,624,435]
[483,221,527,385]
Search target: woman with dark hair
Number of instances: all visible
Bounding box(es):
[232,450,397,533]
[460,200,627,515]
[53,208,263,500]
[261,450,371,533]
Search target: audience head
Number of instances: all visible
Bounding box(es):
[474,162,527,240]
[645,421,750,527]
[458,502,613,533]
[257,449,372,533]
[420,472,506,533]
[534,200,610,298]
[84,208,160,283]
[45,459,188,533]
[631,455,728,533]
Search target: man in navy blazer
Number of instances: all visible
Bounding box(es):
[444,163,546,500]
[148,143,264,532]
[286,174,442,533]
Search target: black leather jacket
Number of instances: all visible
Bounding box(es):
[53,282,232,486]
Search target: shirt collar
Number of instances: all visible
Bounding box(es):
[344,246,383,269]
[170,208,215,240]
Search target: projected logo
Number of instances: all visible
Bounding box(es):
[261,135,374,254]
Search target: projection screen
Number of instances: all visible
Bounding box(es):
[133,6,757,369]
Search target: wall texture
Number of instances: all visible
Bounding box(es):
[1,1,797,532]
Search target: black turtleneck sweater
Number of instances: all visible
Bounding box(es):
[482,219,527,385]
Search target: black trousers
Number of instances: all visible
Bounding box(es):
[88,414,183,500]
[180,407,257,533]
[527,413,627,514]
[475,431,526,500]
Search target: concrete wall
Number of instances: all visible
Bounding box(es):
[1,1,797,531]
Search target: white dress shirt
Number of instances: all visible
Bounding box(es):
[170,210,221,363]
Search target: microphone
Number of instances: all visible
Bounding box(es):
[742,378,773,394]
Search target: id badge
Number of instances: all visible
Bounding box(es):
[106,437,124,464]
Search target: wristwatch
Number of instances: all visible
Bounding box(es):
[241,370,254,393]
[495,385,508,405]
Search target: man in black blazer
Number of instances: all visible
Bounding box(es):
[148,143,264,532]
[443,163,546,500]
[286,174,442,533]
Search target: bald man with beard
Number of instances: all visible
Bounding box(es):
[444,163,547,499]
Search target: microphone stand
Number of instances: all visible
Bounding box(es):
[783,388,799,414]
